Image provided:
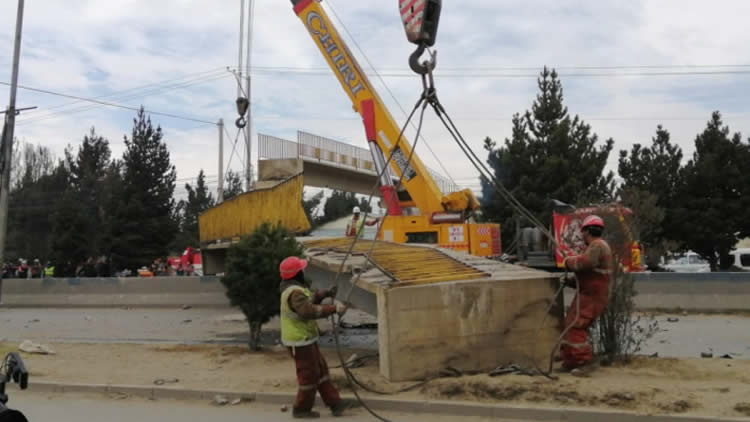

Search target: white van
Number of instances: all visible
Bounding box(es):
[729,248,750,271]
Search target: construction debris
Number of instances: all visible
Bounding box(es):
[19,340,55,355]
[153,378,179,386]
[213,395,229,406]
[489,364,536,377]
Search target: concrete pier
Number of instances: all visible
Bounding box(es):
[302,238,563,382]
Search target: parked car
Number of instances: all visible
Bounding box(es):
[662,251,710,273]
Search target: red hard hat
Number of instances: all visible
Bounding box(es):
[581,215,605,230]
[279,256,308,280]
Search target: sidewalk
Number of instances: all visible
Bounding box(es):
[3,341,750,420]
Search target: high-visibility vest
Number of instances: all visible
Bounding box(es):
[346,218,365,237]
[280,285,320,347]
[44,266,55,276]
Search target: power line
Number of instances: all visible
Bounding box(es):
[325,0,457,186]
[21,67,230,115]
[250,63,750,71]
[246,67,750,78]
[250,114,750,123]
[0,81,217,125]
[18,71,232,126]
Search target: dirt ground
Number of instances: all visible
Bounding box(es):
[4,341,750,419]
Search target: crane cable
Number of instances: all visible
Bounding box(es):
[422,70,581,380]
[320,83,435,422]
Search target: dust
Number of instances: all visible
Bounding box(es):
[734,403,750,417]
[659,400,694,413]
[422,378,643,409]
[149,344,213,354]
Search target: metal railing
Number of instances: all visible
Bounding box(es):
[258,131,461,194]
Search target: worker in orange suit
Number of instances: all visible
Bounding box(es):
[278,256,350,419]
[560,215,613,376]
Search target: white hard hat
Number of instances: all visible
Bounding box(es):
[353,206,361,214]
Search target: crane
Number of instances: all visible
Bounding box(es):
[289,0,501,257]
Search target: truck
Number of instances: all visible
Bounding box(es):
[515,201,644,272]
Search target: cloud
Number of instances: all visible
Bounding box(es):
[2,0,750,199]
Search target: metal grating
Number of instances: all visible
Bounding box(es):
[304,238,488,285]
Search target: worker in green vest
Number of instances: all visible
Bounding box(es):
[345,206,379,237]
[43,261,55,278]
[279,256,349,419]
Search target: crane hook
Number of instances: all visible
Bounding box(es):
[235,97,249,129]
[409,43,437,75]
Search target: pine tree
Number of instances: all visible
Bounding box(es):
[7,143,60,262]
[618,125,684,267]
[223,170,244,201]
[174,170,215,248]
[68,128,114,258]
[482,67,614,246]
[675,112,750,271]
[110,108,178,271]
[221,223,304,350]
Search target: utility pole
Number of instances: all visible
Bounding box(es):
[217,119,224,203]
[0,0,25,302]
[245,0,255,191]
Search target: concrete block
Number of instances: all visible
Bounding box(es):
[380,274,562,382]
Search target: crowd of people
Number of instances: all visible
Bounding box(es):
[1,248,201,279]
[1,256,112,279]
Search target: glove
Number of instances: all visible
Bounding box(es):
[335,301,349,316]
[327,286,338,299]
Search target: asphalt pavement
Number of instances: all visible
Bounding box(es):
[1,307,748,359]
[5,390,503,422]
[0,307,378,350]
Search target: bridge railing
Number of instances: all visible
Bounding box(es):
[258,131,462,194]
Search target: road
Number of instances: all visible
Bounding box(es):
[1,307,748,359]
[639,313,750,359]
[5,390,505,422]
[0,307,378,349]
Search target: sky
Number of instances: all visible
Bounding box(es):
[2,0,750,201]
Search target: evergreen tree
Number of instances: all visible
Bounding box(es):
[223,170,244,201]
[7,143,61,262]
[482,67,614,246]
[675,112,750,271]
[319,191,369,224]
[221,223,304,350]
[52,184,90,277]
[110,108,178,271]
[67,128,114,258]
[174,170,215,248]
[618,125,684,267]
[302,190,324,229]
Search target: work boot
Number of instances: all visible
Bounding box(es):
[330,399,355,417]
[570,359,600,378]
[292,409,320,419]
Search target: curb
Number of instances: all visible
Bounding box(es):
[11,382,748,422]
